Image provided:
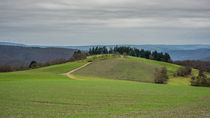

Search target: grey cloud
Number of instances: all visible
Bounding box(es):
[0,0,210,45]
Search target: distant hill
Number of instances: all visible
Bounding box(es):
[202,56,210,61]
[167,49,210,61]
[1,42,210,61]
[0,42,27,47]
[0,45,75,66]
[0,42,48,48]
[65,45,210,51]
[1,42,210,51]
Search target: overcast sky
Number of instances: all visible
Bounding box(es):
[0,0,210,46]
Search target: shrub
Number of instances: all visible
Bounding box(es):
[191,70,210,87]
[154,67,169,84]
[0,65,14,72]
[29,61,38,69]
[176,66,192,77]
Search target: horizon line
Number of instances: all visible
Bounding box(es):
[0,41,210,47]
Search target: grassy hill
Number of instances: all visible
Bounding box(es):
[74,58,158,82]
[0,55,209,117]
[73,56,190,83]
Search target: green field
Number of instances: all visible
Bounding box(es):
[0,55,209,117]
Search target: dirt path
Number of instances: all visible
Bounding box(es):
[63,62,92,80]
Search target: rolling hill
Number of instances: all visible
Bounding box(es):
[0,55,209,117]
[202,56,210,61]
[73,56,181,83]
[168,48,210,60]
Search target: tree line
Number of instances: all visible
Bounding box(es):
[89,46,171,62]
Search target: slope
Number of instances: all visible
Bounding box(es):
[73,56,182,83]
[0,60,87,81]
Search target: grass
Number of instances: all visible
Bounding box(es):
[167,77,191,86]
[31,60,87,74]
[0,60,87,81]
[0,78,209,117]
[0,55,209,117]
[126,56,182,76]
[74,58,160,83]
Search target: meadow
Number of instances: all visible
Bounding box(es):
[0,55,209,117]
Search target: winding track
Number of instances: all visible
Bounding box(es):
[63,62,92,80]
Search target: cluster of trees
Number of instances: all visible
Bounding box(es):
[174,61,210,87]
[89,46,171,62]
[89,46,109,55]
[69,50,88,62]
[191,70,210,87]
[153,66,193,84]
[174,60,210,73]
[174,66,192,77]
[154,67,169,84]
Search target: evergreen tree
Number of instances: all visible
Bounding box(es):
[88,46,171,62]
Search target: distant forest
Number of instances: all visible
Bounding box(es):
[89,46,171,62]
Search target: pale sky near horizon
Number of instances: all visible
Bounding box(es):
[0,0,210,46]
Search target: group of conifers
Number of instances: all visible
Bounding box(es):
[89,46,171,62]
